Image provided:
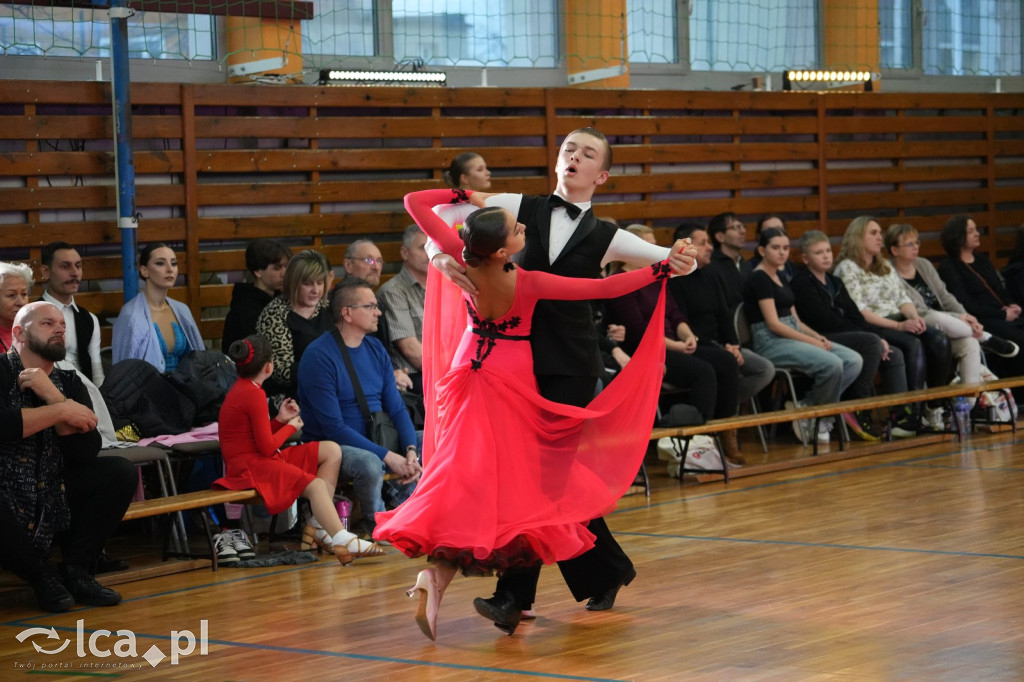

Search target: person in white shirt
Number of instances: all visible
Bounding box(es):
[40,242,104,386]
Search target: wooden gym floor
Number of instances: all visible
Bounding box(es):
[1,430,1022,681]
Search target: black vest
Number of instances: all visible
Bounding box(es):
[515,194,618,377]
[70,303,95,381]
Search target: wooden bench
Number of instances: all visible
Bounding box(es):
[125,488,261,571]
[652,378,1024,483]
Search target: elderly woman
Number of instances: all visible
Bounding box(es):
[255,249,333,410]
[0,261,32,352]
[936,214,1024,386]
[112,243,203,372]
[834,217,952,431]
[886,223,1019,387]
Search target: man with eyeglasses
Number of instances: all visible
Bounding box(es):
[342,239,385,288]
[706,211,753,311]
[297,277,422,540]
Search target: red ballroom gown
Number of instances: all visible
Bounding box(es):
[372,188,671,573]
[214,378,320,515]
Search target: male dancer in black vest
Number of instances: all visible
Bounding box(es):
[40,242,103,386]
[430,128,697,633]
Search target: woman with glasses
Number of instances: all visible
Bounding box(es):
[886,223,1018,388]
[255,250,333,410]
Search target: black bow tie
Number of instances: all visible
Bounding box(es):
[547,194,583,220]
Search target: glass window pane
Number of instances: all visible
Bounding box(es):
[302,0,375,59]
[627,0,677,64]
[689,0,817,72]
[879,0,913,69]
[923,0,1022,75]
[0,6,214,59]
[391,0,557,68]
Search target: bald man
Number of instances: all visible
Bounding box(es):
[0,302,136,612]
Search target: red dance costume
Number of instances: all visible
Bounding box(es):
[214,379,320,515]
[373,189,670,574]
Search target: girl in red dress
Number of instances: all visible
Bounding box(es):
[374,189,678,639]
[215,335,385,565]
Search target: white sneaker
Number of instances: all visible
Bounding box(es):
[212,533,240,565]
[922,406,946,431]
[229,529,256,559]
[817,418,833,444]
[785,400,811,444]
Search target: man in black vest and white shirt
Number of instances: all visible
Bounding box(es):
[430,128,697,633]
[40,242,104,386]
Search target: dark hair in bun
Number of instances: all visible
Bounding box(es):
[461,206,509,268]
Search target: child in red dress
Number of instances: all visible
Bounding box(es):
[215,335,385,565]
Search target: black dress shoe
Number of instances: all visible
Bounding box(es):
[92,551,130,574]
[585,566,637,611]
[29,564,75,613]
[473,592,521,635]
[61,564,122,607]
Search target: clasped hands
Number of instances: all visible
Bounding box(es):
[276,397,303,430]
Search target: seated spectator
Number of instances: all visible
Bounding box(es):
[443,152,492,191]
[0,301,136,612]
[221,239,291,353]
[605,225,743,463]
[1001,222,1024,304]
[668,222,776,414]
[297,278,422,538]
[39,242,104,386]
[706,212,752,310]
[341,239,385,289]
[112,243,204,372]
[255,250,333,410]
[743,228,862,444]
[0,261,32,351]
[792,230,910,439]
[834,217,953,430]
[749,214,797,282]
[215,334,383,563]
[377,225,427,392]
[937,214,1024,394]
[886,223,1020,386]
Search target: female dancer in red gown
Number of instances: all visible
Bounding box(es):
[373,188,677,639]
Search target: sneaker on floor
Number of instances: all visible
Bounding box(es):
[212,532,240,565]
[981,335,1020,358]
[817,418,833,444]
[61,564,122,607]
[785,400,810,444]
[228,529,256,559]
[842,411,881,442]
[922,406,947,432]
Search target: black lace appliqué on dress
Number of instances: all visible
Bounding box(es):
[650,261,672,280]
[466,300,526,370]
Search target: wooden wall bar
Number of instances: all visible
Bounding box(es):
[0,81,1022,347]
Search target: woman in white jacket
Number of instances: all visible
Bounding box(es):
[885,223,1018,386]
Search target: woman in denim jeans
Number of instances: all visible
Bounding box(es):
[742,228,862,444]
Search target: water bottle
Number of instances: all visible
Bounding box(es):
[335,499,351,530]
[953,397,971,443]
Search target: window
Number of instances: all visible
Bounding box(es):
[391,0,557,68]
[922,0,1022,76]
[627,0,677,64]
[879,0,913,69]
[0,5,214,59]
[689,0,817,72]
[302,0,375,60]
